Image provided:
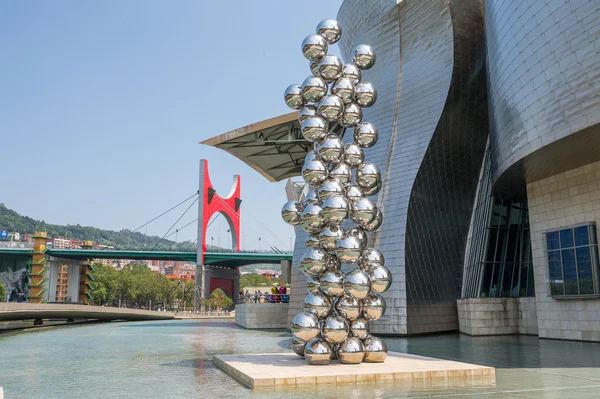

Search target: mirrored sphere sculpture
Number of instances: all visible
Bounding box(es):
[316,19,342,44]
[298,104,317,124]
[317,55,343,82]
[346,227,368,248]
[322,195,349,225]
[352,44,376,70]
[336,294,361,320]
[291,312,320,342]
[344,144,364,168]
[317,94,345,122]
[370,265,392,293]
[338,102,363,127]
[306,233,320,248]
[305,151,318,163]
[284,84,305,110]
[306,276,320,294]
[291,338,306,357]
[346,185,364,202]
[335,234,364,264]
[302,34,328,61]
[342,63,362,85]
[300,203,325,233]
[351,197,377,226]
[338,337,365,364]
[328,162,352,186]
[354,82,377,107]
[326,254,341,271]
[332,77,355,104]
[354,122,379,148]
[304,292,332,319]
[309,59,320,76]
[350,317,370,340]
[301,75,328,103]
[304,338,331,365]
[362,292,386,321]
[344,269,372,300]
[281,200,303,225]
[358,248,385,270]
[362,335,387,363]
[318,179,345,201]
[301,158,327,186]
[322,314,350,344]
[319,225,344,251]
[317,135,345,164]
[320,269,346,297]
[305,188,320,204]
[364,208,383,231]
[357,162,381,189]
[363,182,382,196]
[300,247,328,277]
[301,116,328,143]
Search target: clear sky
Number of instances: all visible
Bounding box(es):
[0,0,343,251]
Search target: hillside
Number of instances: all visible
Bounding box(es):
[0,203,196,251]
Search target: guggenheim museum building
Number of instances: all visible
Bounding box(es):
[205,0,600,342]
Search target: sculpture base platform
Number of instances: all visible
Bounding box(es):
[213,352,495,389]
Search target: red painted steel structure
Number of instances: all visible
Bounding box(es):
[197,159,241,265]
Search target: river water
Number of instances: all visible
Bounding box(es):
[1,319,600,398]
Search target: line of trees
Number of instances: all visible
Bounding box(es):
[0,281,6,302]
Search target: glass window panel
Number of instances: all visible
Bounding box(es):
[576,247,594,295]
[562,249,578,295]
[497,202,508,228]
[486,228,498,262]
[574,226,590,247]
[508,203,522,227]
[520,261,529,296]
[560,229,574,248]
[505,229,518,263]
[546,231,559,251]
[501,263,515,297]
[526,263,535,296]
[548,251,562,281]
[495,229,507,263]
[490,262,502,297]
[480,262,494,297]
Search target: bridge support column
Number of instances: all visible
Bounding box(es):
[195,264,206,313]
[280,260,292,284]
[66,264,80,303]
[28,232,48,304]
[79,260,94,305]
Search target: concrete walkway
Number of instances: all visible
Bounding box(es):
[0,303,174,322]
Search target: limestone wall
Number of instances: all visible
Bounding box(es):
[235,303,289,329]
[457,298,538,336]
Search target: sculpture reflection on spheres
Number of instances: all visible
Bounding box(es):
[281,18,391,365]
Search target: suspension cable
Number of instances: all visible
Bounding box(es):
[132,191,199,233]
[151,197,199,251]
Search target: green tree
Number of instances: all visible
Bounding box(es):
[240,273,280,289]
[0,281,6,302]
[206,288,233,310]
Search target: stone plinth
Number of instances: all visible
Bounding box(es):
[0,386,4,399]
[234,303,289,329]
[213,352,495,389]
[457,298,538,336]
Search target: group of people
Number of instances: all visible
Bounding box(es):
[239,286,289,303]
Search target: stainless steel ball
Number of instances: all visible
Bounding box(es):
[362,292,386,321]
[317,94,345,122]
[298,104,317,124]
[342,63,362,85]
[305,188,319,204]
[354,122,379,148]
[338,337,365,364]
[335,234,364,264]
[291,312,320,342]
[351,198,377,226]
[302,34,328,61]
[338,102,362,127]
[352,44,376,70]
[322,314,349,344]
[301,115,328,143]
[284,84,305,110]
[316,19,342,44]
[319,225,344,251]
[301,158,327,186]
[317,135,345,165]
[364,208,383,231]
[354,82,377,107]
[304,337,331,365]
[330,343,340,360]
[332,77,355,104]
[309,59,319,76]
[306,233,320,249]
[344,268,372,300]
[350,317,370,339]
[335,294,361,320]
[346,185,364,202]
[362,335,387,363]
[322,195,349,225]
[281,200,303,225]
[304,292,331,319]
[358,248,385,270]
[363,182,382,196]
[357,162,381,189]
[346,227,368,248]
[318,179,345,201]
[328,162,352,186]
[319,269,345,297]
[317,55,343,82]
[300,203,325,234]
[326,254,341,270]
[344,144,364,168]
[370,265,392,293]
[301,75,328,103]
[300,247,328,277]
[305,150,318,163]
[307,275,320,294]
[291,337,306,357]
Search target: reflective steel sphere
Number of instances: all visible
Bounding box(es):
[305,188,319,204]
[363,335,387,363]
[317,55,343,82]
[352,44,376,70]
[362,292,386,321]
[322,195,349,224]
[346,227,368,248]
[301,75,328,103]
[335,294,361,320]
[307,276,320,294]
[302,34,328,61]
[305,151,318,163]
[338,102,362,127]
[335,234,363,264]
[319,269,345,297]
[317,95,345,122]
[301,158,327,186]
[346,185,364,202]
[281,200,303,225]
[344,268,372,300]
[330,343,340,360]
[316,19,342,44]
[299,247,328,277]
[350,317,370,339]
[319,225,344,251]
[357,162,381,189]
[328,162,352,186]
[354,122,379,148]
[304,337,331,365]
[322,314,349,344]
[354,82,377,107]
[317,135,345,165]
[301,115,328,143]
[306,233,320,249]
[318,179,345,201]
[332,77,355,104]
[300,203,325,234]
[363,182,382,196]
[338,337,365,364]
[291,337,306,357]
[364,208,383,231]
[342,63,362,85]
[358,248,385,270]
[291,312,320,342]
[304,292,331,319]
[298,104,317,124]
[284,84,305,110]
[370,265,392,293]
[351,198,377,226]
[344,144,364,168]
[309,59,320,76]
[326,254,341,270]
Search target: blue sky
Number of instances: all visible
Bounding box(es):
[0,0,342,251]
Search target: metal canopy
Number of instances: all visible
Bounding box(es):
[201,112,345,182]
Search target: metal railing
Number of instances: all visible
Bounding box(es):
[0,241,33,249]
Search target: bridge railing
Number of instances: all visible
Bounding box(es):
[0,241,33,249]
